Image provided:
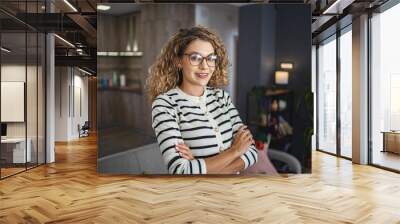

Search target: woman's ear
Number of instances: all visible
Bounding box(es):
[175,59,182,69]
[174,57,182,69]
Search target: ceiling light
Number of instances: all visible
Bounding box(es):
[78,67,93,76]
[322,0,354,15]
[323,0,341,14]
[63,0,78,12]
[1,47,11,53]
[97,51,144,57]
[54,34,75,48]
[97,4,111,11]
[280,62,294,70]
[120,52,142,56]
[108,52,119,56]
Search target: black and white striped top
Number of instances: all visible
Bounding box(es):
[151,86,258,174]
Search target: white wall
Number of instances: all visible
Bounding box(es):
[1,65,26,81]
[195,4,239,102]
[71,73,89,138]
[55,67,68,141]
[55,67,89,141]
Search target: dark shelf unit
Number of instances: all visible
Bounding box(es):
[246,87,294,152]
[98,86,142,94]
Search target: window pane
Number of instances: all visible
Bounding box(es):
[1,31,28,177]
[340,29,352,158]
[318,37,337,154]
[371,3,400,171]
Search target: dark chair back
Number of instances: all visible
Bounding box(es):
[82,121,90,130]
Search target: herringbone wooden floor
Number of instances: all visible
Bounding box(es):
[1,134,400,224]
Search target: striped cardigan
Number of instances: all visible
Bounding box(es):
[151,86,258,174]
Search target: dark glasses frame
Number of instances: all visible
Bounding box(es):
[183,52,218,67]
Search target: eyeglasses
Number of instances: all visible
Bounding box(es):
[183,53,218,67]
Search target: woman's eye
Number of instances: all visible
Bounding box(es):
[208,55,217,61]
[190,54,203,62]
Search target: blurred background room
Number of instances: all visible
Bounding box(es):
[97,3,312,174]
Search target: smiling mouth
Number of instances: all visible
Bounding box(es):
[195,72,209,79]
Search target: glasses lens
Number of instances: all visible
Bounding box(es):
[207,55,218,67]
[189,54,203,65]
[187,53,218,67]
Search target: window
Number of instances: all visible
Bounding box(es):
[339,28,352,158]
[317,36,337,154]
[370,2,400,171]
[0,1,47,179]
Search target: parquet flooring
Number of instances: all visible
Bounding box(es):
[1,167,25,177]
[1,134,400,223]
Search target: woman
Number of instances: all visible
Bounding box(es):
[146,26,258,174]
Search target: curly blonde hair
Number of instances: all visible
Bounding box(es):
[145,26,228,102]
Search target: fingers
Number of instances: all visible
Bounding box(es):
[176,149,193,160]
[231,126,257,156]
[176,143,194,160]
[245,129,254,143]
[238,125,248,134]
[178,150,194,160]
[247,135,255,145]
[238,128,253,142]
[236,127,248,139]
[235,125,247,137]
[176,142,190,150]
[176,145,191,155]
[238,128,255,148]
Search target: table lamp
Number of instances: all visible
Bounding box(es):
[275,71,289,85]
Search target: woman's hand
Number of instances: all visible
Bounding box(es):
[231,125,255,156]
[175,142,195,160]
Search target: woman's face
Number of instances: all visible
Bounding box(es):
[179,39,217,89]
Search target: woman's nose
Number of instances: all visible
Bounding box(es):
[199,58,208,69]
